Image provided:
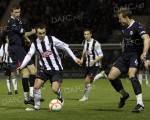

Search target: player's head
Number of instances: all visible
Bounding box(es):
[83,29,92,41]
[10,4,21,19]
[35,24,46,40]
[117,8,132,26]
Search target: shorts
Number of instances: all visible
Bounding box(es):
[113,52,141,74]
[85,66,99,77]
[36,69,63,84]
[8,45,33,70]
[2,63,15,76]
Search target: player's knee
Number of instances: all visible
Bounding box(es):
[34,84,40,90]
[28,65,37,75]
[21,68,30,78]
[52,88,59,93]
[108,73,115,80]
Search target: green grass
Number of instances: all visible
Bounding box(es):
[0,78,150,120]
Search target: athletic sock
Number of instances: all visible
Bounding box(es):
[84,84,91,98]
[12,78,17,91]
[6,79,11,92]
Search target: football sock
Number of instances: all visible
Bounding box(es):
[30,87,34,97]
[29,75,35,87]
[22,78,29,92]
[130,77,142,95]
[145,71,149,85]
[136,93,144,106]
[138,74,142,85]
[109,78,123,92]
[93,73,103,82]
[24,92,29,101]
[34,89,41,109]
[12,78,17,91]
[6,79,11,92]
[54,88,62,99]
[84,84,91,98]
[119,88,128,98]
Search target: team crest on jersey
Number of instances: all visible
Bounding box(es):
[41,50,53,58]
[19,21,22,24]
[130,31,133,35]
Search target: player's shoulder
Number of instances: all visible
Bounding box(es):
[133,21,144,28]
[94,39,100,45]
[8,17,15,24]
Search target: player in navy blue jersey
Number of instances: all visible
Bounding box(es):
[7,4,37,105]
[108,8,150,113]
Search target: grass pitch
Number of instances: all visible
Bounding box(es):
[0,78,150,120]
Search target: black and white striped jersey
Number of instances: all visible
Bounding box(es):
[21,35,77,70]
[0,43,12,63]
[82,39,103,67]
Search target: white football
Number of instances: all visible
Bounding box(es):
[49,99,62,111]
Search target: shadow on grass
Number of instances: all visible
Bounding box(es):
[85,108,123,112]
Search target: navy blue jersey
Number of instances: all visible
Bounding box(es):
[122,21,146,54]
[7,16,25,45]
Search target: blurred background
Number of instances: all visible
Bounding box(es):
[0,0,149,77]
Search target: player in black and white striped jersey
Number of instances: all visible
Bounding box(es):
[18,24,81,111]
[0,35,18,95]
[79,29,107,102]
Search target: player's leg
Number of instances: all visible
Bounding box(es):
[11,70,18,94]
[79,66,99,101]
[108,66,129,108]
[21,68,30,103]
[4,63,12,95]
[138,71,143,85]
[144,60,150,86]
[6,75,12,95]
[93,70,107,82]
[33,78,44,110]
[27,64,37,98]
[51,72,64,105]
[128,68,144,112]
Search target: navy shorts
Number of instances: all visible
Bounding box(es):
[36,69,63,84]
[85,66,99,77]
[2,63,15,76]
[113,52,141,74]
[8,45,33,70]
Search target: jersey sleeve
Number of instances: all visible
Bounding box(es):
[0,45,4,57]
[137,23,147,36]
[20,43,36,68]
[52,36,77,60]
[95,42,103,57]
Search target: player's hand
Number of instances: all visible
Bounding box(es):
[17,66,23,70]
[140,52,146,61]
[31,29,36,34]
[74,58,81,66]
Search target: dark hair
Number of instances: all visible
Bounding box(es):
[10,4,20,12]
[35,24,46,32]
[83,29,92,34]
[117,8,132,19]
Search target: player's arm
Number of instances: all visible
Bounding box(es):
[24,29,36,37]
[80,50,86,65]
[141,34,150,60]
[90,43,103,66]
[19,43,36,69]
[52,36,81,65]
[0,45,4,63]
